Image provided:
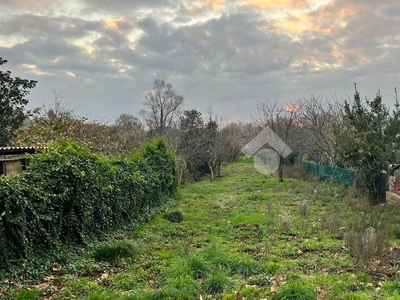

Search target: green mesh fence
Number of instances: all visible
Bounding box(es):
[302,161,354,186]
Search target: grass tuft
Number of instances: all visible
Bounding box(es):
[92,239,138,264]
[275,279,316,300]
[163,210,184,223]
[205,270,230,294]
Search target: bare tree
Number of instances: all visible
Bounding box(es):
[110,113,145,155]
[140,79,183,136]
[297,95,343,164]
[221,122,248,161]
[253,96,299,182]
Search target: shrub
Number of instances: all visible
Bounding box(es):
[164,210,184,223]
[344,206,391,266]
[283,165,312,181]
[279,212,291,231]
[92,240,138,264]
[0,138,176,275]
[298,200,309,217]
[344,227,386,265]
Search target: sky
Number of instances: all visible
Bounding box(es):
[1,0,400,123]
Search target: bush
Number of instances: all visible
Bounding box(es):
[92,240,138,264]
[164,210,184,223]
[0,138,176,275]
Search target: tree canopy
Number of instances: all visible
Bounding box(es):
[0,58,37,146]
[335,85,400,203]
[140,79,183,136]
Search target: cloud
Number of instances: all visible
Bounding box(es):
[0,14,103,40]
[0,0,64,8]
[1,0,400,122]
[238,0,310,9]
[186,0,227,13]
[81,0,179,14]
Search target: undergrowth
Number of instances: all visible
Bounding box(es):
[5,157,400,299]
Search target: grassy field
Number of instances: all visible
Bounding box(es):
[6,156,400,299]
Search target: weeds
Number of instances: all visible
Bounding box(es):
[321,212,343,236]
[8,157,400,300]
[248,274,271,287]
[92,240,138,264]
[205,270,230,293]
[279,212,291,231]
[275,279,316,300]
[231,255,265,277]
[186,254,209,279]
[163,210,184,223]
[344,226,387,266]
[267,201,273,214]
[298,200,309,217]
[284,165,312,181]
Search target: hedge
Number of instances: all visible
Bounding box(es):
[0,138,176,271]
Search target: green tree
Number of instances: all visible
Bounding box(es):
[335,85,400,203]
[0,58,37,146]
[178,109,208,180]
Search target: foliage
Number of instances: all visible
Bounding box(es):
[92,240,138,264]
[275,279,316,300]
[163,210,184,223]
[14,99,145,157]
[0,138,176,274]
[178,109,241,181]
[0,57,37,146]
[204,270,230,293]
[178,109,209,180]
[335,85,400,202]
[8,156,400,299]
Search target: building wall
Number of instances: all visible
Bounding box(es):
[0,155,26,176]
[5,159,23,175]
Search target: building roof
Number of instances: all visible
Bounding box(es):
[0,146,47,155]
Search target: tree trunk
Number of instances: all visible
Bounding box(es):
[209,163,214,183]
[217,163,221,177]
[278,156,284,183]
[376,173,387,204]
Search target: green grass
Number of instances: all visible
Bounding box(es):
[6,159,400,299]
[92,239,138,264]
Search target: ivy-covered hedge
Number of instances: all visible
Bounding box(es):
[0,138,176,270]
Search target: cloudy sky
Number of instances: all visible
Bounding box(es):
[1,0,399,123]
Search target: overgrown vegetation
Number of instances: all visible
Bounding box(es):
[0,57,37,146]
[0,138,176,278]
[336,85,400,203]
[3,157,400,299]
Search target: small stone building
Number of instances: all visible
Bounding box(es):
[0,147,45,176]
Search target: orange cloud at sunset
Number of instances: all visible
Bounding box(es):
[187,0,227,13]
[237,0,310,9]
[105,17,131,31]
[187,0,311,12]
[277,2,357,35]
[285,104,298,112]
